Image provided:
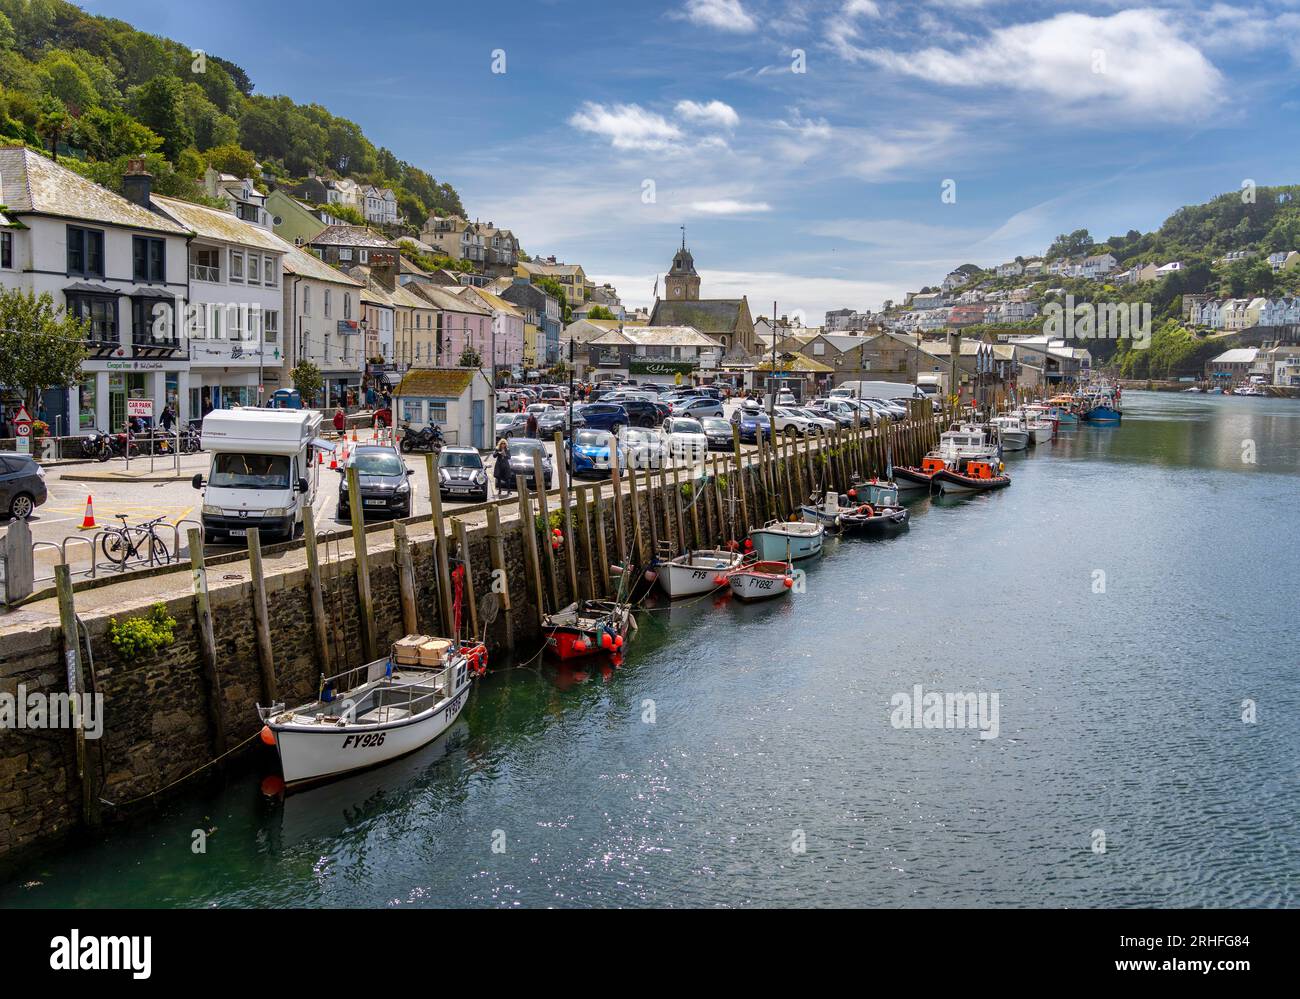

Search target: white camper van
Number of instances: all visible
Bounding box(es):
[192,408,323,544]
[829,380,924,402]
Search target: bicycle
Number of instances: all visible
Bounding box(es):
[99,514,173,568]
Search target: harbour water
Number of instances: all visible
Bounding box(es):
[3,392,1298,908]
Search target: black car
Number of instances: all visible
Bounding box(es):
[507,438,553,488]
[0,453,47,520]
[537,406,584,439]
[612,397,661,428]
[437,446,489,502]
[700,417,735,451]
[337,445,415,520]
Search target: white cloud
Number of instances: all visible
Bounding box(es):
[685,199,772,214]
[841,10,1223,119]
[675,99,741,129]
[682,0,757,33]
[568,102,684,151]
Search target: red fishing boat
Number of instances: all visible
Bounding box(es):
[544,600,636,660]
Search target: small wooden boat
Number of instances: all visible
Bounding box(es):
[800,492,844,531]
[655,548,745,599]
[749,519,824,561]
[258,635,485,789]
[544,599,635,659]
[728,560,796,601]
[934,456,1011,495]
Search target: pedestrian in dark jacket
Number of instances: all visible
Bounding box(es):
[493,439,512,493]
[526,412,539,438]
[333,407,346,434]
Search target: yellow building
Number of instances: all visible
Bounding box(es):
[516,259,590,307]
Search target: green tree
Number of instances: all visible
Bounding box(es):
[0,288,90,411]
[205,141,257,178]
[586,305,615,320]
[535,276,571,323]
[291,359,323,402]
[1047,229,1094,260]
[130,75,192,159]
[458,346,482,368]
[36,51,99,112]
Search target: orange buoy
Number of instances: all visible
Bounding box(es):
[79,495,96,530]
[260,775,285,797]
[259,725,276,746]
[783,577,794,588]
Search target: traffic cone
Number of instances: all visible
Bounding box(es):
[329,449,338,471]
[79,495,96,530]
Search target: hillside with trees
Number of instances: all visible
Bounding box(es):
[0,0,464,225]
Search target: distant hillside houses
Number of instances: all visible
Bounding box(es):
[1187,296,1300,331]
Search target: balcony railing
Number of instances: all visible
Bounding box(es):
[190,263,220,282]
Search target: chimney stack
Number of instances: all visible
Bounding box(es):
[123,157,152,208]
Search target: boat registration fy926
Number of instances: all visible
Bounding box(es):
[342,732,387,749]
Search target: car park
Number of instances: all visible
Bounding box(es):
[795,408,836,435]
[337,445,415,520]
[495,412,528,439]
[672,395,724,419]
[620,427,668,469]
[436,446,489,502]
[771,406,819,436]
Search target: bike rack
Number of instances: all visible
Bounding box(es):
[171,518,205,559]
[61,535,97,579]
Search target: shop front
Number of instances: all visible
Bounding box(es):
[70,359,189,433]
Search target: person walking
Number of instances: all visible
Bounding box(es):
[525,410,539,439]
[492,439,513,494]
[159,404,176,433]
[333,406,346,434]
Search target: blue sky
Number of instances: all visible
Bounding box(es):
[89,0,1300,321]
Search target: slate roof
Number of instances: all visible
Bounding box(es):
[0,145,188,235]
[280,241,365,286]
[588,326,720,348]
[309,225,397,249]
[648,299,747,334]
[153,194,285,251]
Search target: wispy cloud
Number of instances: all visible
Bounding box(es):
[684,199,772,214]
[838,10,1223,120]
[568,102,683,151]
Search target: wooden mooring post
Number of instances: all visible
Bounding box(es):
[54,564,98,828]
[532,451,559,611]
[346,464,377,661]
[517,474,547,625]
[245,527,278,704]
[393,519,419,635]
[552,431,579,604]
[187,529,229,756]
[301,507,332,673]
[453,519,479,641]
[426,455,456,638]
[485,503,514,651]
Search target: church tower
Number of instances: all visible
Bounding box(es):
[664,227,701,301]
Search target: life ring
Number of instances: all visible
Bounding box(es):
[857,504,875,517]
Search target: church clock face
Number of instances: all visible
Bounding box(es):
[673,286,682,297]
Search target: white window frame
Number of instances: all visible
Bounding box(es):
[264,256,278,287]
[230,249,244,283]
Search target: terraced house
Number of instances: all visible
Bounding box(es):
[0,148,190,433]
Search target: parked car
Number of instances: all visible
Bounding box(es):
[495,412,528,439]
[372,406,392,428]
[795,408,836,435]
[578,402,629,433]
[538,406,583,439]
[660,417,708,464]
[776,391,798,407]
[337,445,415,520]
[701,417,735,451]
[507,438,553,488]
[672,395,724,419]
[436,445,489,502]
[568,429,624,477]
[0,453,47,520]
[618,397,662,428]
[620,427,668,469]
[771,406,819,437]
[732,407,773,443]
[806,399,856,428]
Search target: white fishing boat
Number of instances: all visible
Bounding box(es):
[800,492,844,530]
[656,548,745,598]
[728,560,796,601]
[258,636,483,789]
[1014,405,1056,444]
[990,414,1030,451]
[749,519,825,561]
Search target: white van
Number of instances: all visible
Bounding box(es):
[830,380,924,402]
[193,408,323,544]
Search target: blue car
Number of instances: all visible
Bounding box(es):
[732,408,772,443]
[576,402,629,433]
[567,429,626,477]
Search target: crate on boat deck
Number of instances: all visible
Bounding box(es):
[418,638,451,665]
[391,634,432,666]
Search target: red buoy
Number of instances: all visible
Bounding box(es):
[601,633,614,650]
[260,775,285,797]
[614,634,624,648]
[783,577,794,588]
[259,725,275,746]
[573,639,587,653]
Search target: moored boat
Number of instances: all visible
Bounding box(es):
[544,600,635,659]
[656,548,746,599]
[750,519,825,561]
[991,414,1030,451]
[837,479,910,532]
[258,635,485,789]
[934,455,1011,495]
[728,560,797,601]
